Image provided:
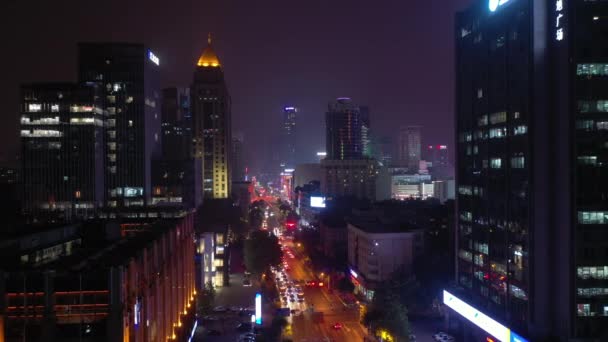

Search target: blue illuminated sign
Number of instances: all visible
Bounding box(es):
[489,0,511,12]
[255,293,262,325]
[443,290,528,342]
[148,50,159,65]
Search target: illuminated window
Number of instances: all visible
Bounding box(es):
[490,158,502,169]
[577,63,608,76]
[108,142,116,151]
[513,125,527,135]
[577,156,598,165]
[577,304,591,316]
[51,104,59,112]
[108,154,116,162]
[107,96,116,104]
[511,156,525,169]
[578,212,608,224]
[75,190,81,199]
[578,288,608,297]
[126,96,134,104]
[579,100,608,113]
[28,103,42,112]
[489,127,506,139]
[128,120,133,127]
[489,111,507,124]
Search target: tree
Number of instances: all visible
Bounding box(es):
[336,277,355,293]
[243,230,282,276]
[363,269,415,341]
[199,281,216,314]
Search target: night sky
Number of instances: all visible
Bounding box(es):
[1,0,471,173]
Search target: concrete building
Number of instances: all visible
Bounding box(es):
[232,137,245,182]
[326,98,363,160]
[398,125,422,172]
[293,163,321,189]
[199,226,228,288]
[191,34,232,199]
[321,159,378,200]
[347,213,424,301]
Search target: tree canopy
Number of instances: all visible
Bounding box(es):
[243,230,282,276]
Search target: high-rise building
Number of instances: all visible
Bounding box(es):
[78,43,162,209]
[326,98,363,160]
[21,83,104,218]
[360,106,372,158]
[451,0,608,341]
[427,145,449,168]
[282,106,297,169]
[161,87,192,159]
[398,125,421,171]
[191,34,232,199]
[232,137,245,182]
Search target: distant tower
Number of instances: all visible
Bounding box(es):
[325,98,363,160]
[360,106,371,158]
[398,126,422,172]
[282,106,297,169]
[232,137,245,182]
[191,34,232,199]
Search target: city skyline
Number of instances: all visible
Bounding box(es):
[0,0,470,172]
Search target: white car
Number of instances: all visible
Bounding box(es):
[212,306,227,312]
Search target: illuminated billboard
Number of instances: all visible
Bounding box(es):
[310,196,326,208]
[443,290,528,342]
[255,293,262,325]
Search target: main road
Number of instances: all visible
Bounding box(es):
[279,239,368,342]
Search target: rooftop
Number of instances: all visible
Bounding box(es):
[196,33,221,68]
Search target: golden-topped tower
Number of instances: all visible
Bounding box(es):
[196,33,221,68]
[191,33,232,200]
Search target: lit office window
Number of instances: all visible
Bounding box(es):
[511,156,525,169]
[578,212,608,224]
[577,156,598,165]
[577,63,608,76]
[578,266,608,280]
[490,158,502,169]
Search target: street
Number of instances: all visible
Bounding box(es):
[279,239,368,342]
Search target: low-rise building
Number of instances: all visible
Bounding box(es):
[347,214,424,301]
[0,214,197,341]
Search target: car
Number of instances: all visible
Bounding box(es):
[207,329,222,336]
[230,306,243,312]
[243,279,252,287]
[236,322,253,332]
[240,332,257,339]
[202,315,218,321]
[332,322,343,330]
[213,306,227,312]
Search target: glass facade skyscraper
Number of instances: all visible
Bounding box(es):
[454,0,608,340]
[78,43,162,209]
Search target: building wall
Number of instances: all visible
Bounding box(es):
[347,223,420,283]
[21,83,104,219]
[321,159,377,200]
[191,67,232,200]
[78,43,161,209]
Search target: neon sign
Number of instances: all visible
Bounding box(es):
[148,50,159,65]
[555,0,565,41]
[255,293,262,325]
[489,0,510,12]
[443,290,528,342]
